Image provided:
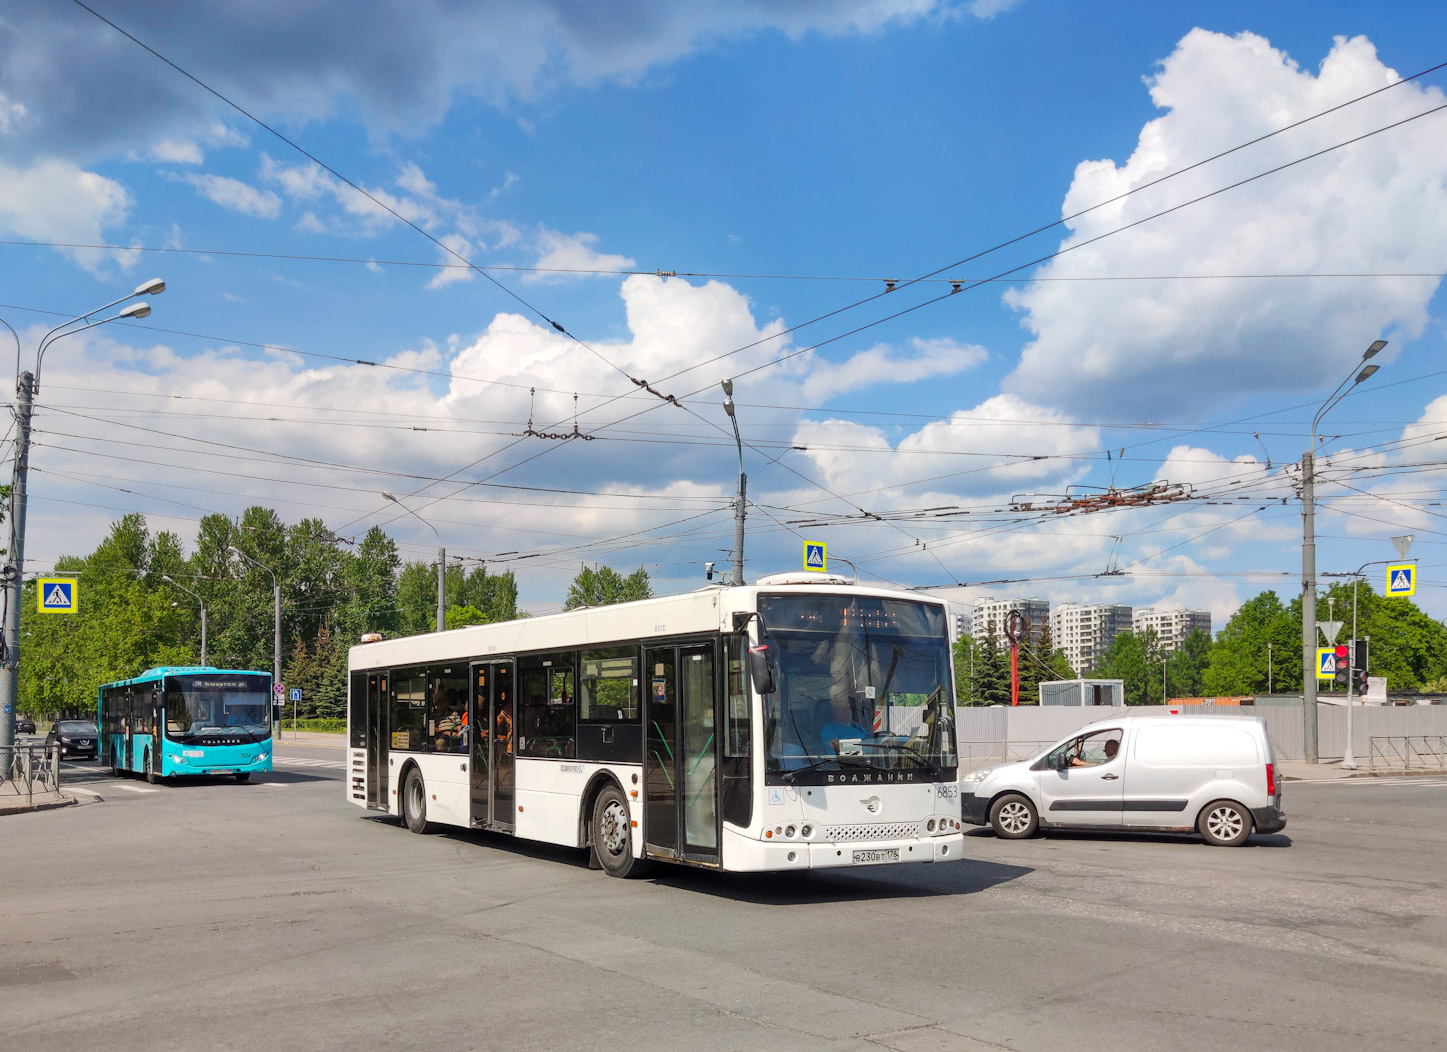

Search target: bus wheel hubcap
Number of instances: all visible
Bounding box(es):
[600,800,627,855]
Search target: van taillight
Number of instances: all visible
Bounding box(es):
[1266,763,1275,796]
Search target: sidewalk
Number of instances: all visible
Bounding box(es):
[1277,758,1444,780]
[0,789,77,816]
[271,730,346,751]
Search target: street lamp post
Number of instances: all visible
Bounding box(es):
[0,280,165,767]
[162,575,207,666]
[1301,338,1386,763]
[382,493,445,631]
[721,379,746,585]
[1267,642,1273,694]
[228,546,281,731]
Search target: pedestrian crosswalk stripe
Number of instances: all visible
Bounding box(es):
[275,756,346,769]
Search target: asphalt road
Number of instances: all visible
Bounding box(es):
[3,748,1445,1051]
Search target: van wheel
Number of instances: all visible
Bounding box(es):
[592,784,650,878]
[989,793,1038,839]
[403,768,430,834]
[1198,800,1252,846]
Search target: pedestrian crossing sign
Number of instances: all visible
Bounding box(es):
[38,577,78,614]
[1386,563,1416,597]
[804,541,827,572]
[1316,648,1337,680]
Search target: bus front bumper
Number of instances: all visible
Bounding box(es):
[169,749,272,775]
[722,826,964,871]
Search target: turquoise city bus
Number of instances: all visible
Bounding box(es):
[98,667,274,783]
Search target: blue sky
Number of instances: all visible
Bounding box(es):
[2,0,1445,620]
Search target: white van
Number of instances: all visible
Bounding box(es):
[960,714,1285,846]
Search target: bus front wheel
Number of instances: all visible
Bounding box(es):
[592,784,649,879]
[234,772,251,783]
[402,767,430,834]
[144,749,158,785]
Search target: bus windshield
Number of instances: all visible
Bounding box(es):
[164,674,273,743]
[758,594,957,784]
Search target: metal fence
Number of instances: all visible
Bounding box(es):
[1,744,61,804]
[952,703,1447,762]
[1368,736,1447,772]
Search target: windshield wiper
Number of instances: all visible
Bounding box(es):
[780,754,879,784]
[849,740,945,778]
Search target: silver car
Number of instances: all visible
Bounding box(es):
[960,714,1285,846]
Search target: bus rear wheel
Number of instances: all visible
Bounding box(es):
[403,767,430,834]
[592,784,649,879]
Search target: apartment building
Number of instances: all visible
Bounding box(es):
[1133,607,1213,652]
[970,596,1050,645]
[1050,602,1133,674]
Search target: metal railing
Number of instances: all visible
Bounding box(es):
[1,743,61,803]
[958,740,1055,773]
[1367,735,1447,773]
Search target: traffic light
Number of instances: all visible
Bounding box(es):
[1356,668,1369,695]
[1354,638,1369,673]
[1333,644,1349,689]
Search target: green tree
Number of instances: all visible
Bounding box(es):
[336,526,401,642]
[1166,628,1213,698]
[1093,629,1155,704]
[564,565,652,610]
[1203,590,1299,696]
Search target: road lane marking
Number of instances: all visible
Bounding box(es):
[66,786,105,799]
[274,756,346,770]
[111,784,159,793]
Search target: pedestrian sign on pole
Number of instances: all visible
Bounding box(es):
[803,541,827,572]
[1386,564,1416,597]
[288,688,302,703]
[37,577,78,613]
[1316,648,1337,680]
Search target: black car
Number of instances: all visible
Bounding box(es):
[46,719,98,760]
[15,716,37,735]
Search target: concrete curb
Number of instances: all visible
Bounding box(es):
[0,791,78,816]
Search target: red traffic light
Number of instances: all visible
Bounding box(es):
[1334,644,1349,661]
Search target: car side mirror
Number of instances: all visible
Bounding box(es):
[748,644,776,695]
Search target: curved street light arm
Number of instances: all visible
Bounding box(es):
[381,492,442,547]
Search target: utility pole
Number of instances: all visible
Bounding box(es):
[1,282,164,768]
[721,380,746,585]
[0,370,35,770]
[1301,338,1386,763]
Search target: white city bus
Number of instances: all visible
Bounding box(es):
[345,573,963,877]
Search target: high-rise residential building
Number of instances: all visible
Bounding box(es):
[1133,607,1213,652]
[970,596,1050,645]
[1050,602,1133,674]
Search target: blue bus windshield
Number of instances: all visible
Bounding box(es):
[164,674,272,743]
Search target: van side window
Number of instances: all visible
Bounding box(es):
[1049,728,1121,768]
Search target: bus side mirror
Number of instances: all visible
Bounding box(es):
[748,645,776,696]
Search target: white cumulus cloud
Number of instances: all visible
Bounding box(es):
[1003,30,1447,415]
[182,173,283,218]
[0,158,131,272]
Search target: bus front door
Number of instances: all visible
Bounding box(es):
[366,673,388,811]
[471,661,514,831]
[644,641,720,865]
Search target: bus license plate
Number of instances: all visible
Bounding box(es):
[853,848,899,865]
[210,769,234,775]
